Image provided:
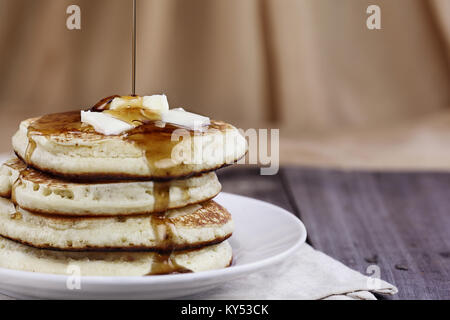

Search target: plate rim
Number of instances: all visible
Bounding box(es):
[0,192,307,286]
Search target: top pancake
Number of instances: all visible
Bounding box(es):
[12,111,247,181]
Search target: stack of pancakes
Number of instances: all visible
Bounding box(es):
[0,109,246,276]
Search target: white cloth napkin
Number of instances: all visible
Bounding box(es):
[186,244,398,300]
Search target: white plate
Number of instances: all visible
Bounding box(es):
[0,192,306,299]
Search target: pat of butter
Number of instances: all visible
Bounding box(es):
[109,97,143,110]
[161,109,210,129]
[108,94,168,113]
[81,111,134,135]
[143,94,169,112]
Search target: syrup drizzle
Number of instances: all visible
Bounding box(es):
[147,213,192,275]
[24,132,36,164]
[24,112,87,166]
[6,156,195,275]
[23,109,225,175]
[5,161,193,269]
[104,106,161,126]
[90,95,120,111]
[153,182,170,212]
[149,252,192,275]
[19,97,225,275]
[23,96,229,176]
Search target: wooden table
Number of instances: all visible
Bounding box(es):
[217,166,450,300]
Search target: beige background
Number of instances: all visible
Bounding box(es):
[0,0,448,170]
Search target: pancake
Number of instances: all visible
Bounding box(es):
[0,236,232,276]
[0,158,221,216]
[0,198,233,251]
[12,111,247,180]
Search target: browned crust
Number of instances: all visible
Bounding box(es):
[15,151,245,183]
[0,191,11,199]
[227,256,233,267]
[12,199,230,222]
[184,201,231,226]
[8,199,231,226]
[5,157,223,216]
[0,233,232,253]
[0,201,233,251]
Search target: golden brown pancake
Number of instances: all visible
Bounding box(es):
[0,197,233,251]
[0,157,221,216]
[12,111,247,181]
[0,236,233,276]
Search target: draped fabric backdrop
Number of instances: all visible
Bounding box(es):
[0,0,449,169]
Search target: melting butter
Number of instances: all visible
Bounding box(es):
[23,94,227,177]
[104,106,161,126]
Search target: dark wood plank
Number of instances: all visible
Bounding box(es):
[282,167,450,300]
[217,166,296,214]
